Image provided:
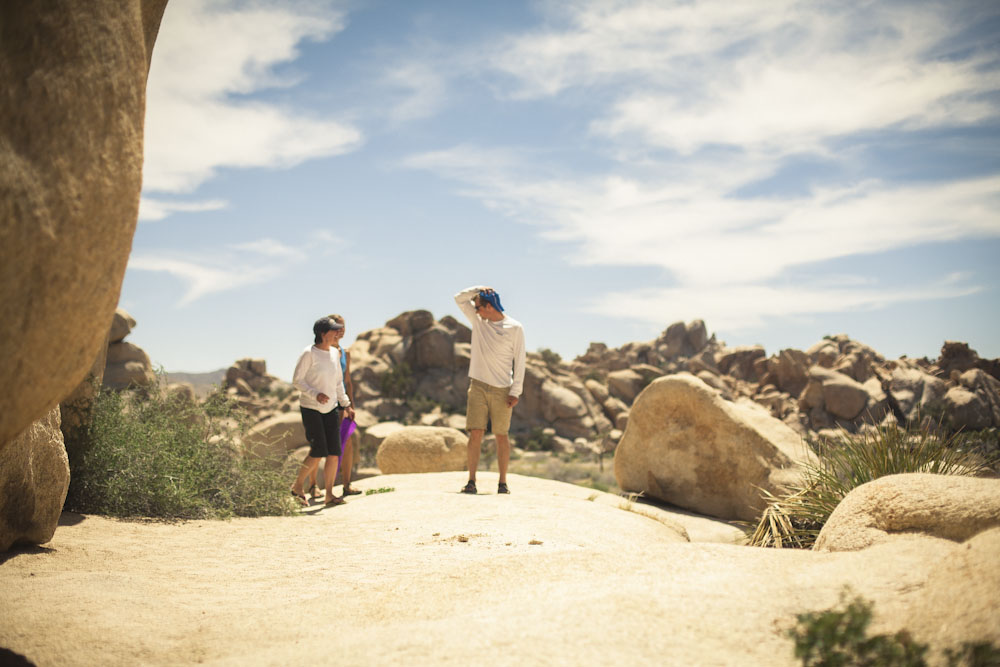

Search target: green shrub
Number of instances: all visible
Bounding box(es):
[538,348,562,368]
[789,591,928,666]
[380,362,414,398]
[789,591,1000,667]
[748,422,995,548]
[365,487,395,496]
[521,426,556,452]
[66,386,295,519]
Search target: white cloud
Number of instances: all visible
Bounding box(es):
[127,255,281,306]
[491,1,998,155]
[143,0,363,198]
[381,61,450,123]
[139,197,228,222]
[587,279,984,333]
[394,1,1000,332]
[232,238,307,261]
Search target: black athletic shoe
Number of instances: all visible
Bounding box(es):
[497,483,510,494]
[461,480,477,494]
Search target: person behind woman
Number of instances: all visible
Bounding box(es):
[290,316,355,507]
[305,313,362,498]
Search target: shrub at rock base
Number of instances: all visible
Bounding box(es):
[376,426,468,474]
[66,388,294,519]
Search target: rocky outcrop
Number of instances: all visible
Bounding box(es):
[375,426,468,474]
[0,2,169,448]
[614,373,817,521]
[904,527,1000,651]
[814,473,1000,552]
[243,412,306,464]
[0,407,70,551]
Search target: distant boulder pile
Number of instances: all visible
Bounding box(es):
[103,309,155,391]
[201,311,1000,479]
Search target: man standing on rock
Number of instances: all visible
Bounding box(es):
[454,286,526,495]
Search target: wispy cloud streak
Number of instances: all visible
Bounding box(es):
[143,0,362,203]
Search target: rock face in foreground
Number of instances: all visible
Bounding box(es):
[376,426,468,474]
[814,473,1000,552]
[0,2,169,449]
[614,373,817,521]
[0,407,70,551]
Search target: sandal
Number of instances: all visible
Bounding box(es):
[307,483,321,499]
[342,486,362,496]
[497,483,510,495]
[290,490,308,507]
[324,496,345,507]
[461,481,477,495]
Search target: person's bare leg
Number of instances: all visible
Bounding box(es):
[496,434,510,485]
[324,455,340,502]
[466,429,484,481]
[292,457,319,494]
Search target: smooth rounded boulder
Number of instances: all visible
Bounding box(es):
[814,473,1000,552]
[0,2,169,448]
[0,407,69,551]
[376,426,468,474]
[614,373,817,521]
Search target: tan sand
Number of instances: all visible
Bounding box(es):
[0,473,957,666]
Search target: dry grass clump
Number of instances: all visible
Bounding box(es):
[748,422,995,549]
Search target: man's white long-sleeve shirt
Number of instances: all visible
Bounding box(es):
[454,286,526,397]
[293,345,350,413]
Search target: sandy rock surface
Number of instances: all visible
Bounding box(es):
[0,473,981,666]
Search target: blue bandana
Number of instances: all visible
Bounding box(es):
[478,290,504,313]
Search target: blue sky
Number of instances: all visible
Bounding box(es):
[122,0,1000,381]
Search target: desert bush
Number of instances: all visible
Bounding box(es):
[380,362,414,398]
[538,348,562,368]
[788,590,927,666]
[788,590,999,667]
[66,385,295,519]
[748,422,995,548]
[520,426,556,452]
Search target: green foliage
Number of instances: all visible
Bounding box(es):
[538,348,562,368]
[521,426,556,452]
[789,591,928,666]
[944,643,1000,667]
[380,362,414,398]
[364,487,396,496]
[66,386,295,520]
[789,591,1000,667]
[747,422,996,548]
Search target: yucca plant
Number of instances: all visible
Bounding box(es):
[748,421,996,549]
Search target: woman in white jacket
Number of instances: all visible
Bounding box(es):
[289,316,355,507]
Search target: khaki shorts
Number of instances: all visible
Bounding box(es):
[466,378,513,435]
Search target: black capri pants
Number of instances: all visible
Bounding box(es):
[300,406,342,458]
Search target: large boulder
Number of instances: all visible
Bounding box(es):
[904,527,1000,650]
[109,308,136,344]
[0,407,70,551]
[607,369,645,404]
[942,387,991,430]
[614,373,817,521]
[815,473,1000,552]
[889,366,946,422]
[375,426,467,474]
[104,341,156,390]
[243,412,307,464]
[0,2,169,448]
[809,367,869,420]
